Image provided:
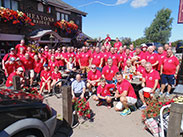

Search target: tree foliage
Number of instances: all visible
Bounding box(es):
[145,8,173,44]
[120,37,132,46]
[171,40,183,47]
[132,37,151,47]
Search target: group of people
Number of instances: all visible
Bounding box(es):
[1,34,180,116]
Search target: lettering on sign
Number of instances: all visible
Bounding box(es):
[26,13,55,25]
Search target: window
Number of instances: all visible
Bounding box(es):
[61,13,64,20]
[12,0,18,11]
[56,12,60,21]
[65,14,68,21]
[4,0,10,9]
[38,3,44,12]
[3,0,18,10]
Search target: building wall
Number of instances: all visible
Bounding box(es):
[0,0,83,37]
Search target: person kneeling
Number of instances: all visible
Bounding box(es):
[114,72,137,116]
[93,78,115,109]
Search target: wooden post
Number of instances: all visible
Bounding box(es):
[13,76,21,90]
[167,103,183,137]
[62,86,72,126]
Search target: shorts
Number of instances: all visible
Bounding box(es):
[139,87,160,94]
[161,74,175,86]
[115,97,137,110]
[106,80,114,84]
[25,69,34,78]
[98,95,111,101]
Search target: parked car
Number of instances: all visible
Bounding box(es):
[0,89,57,137]
[176,42,183,53]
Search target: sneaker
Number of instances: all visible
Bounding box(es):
[165,92,170,97]
[159,92,163,96]
[139,105,147,110]
[120,108,131,116]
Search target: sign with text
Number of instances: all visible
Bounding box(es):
[26,13,55,26]
[178,0,183,23]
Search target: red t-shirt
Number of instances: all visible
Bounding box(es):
[157,53,166,71]
[114,42,122,49]
[79,52,90,66]
[17,53,25,61]
[3,53,17,61]
[26,51,35,59]
[5,62,16,76]
[87,70,101,81]
[122,53,133,70]
[137,65,145,74]
[15,44,27,54]
[51,71,62,81]
[117,79,137,99]
[102,65,119,80]
[65,52,75,61]
[146,53,158,69]
[49,61,59,71]
[6,72,23,87]
[34,60,43,73]
[140,51,147,60]
[55,53,65,66]
[40,70,51,81]
[105,36,111,42]
[97,84,115,96]
[143,69,160,88]
[162,56,179,75]
[75,53,80,66]
[91,53,103,67]
[22,58,34,70]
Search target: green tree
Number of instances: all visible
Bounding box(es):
[145,8,173,44]
[132,37,151,47]
[171,40,183,47]
[120,37,132,46]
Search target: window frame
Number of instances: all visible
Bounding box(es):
[2,0,19,10]
[38,2,44,12]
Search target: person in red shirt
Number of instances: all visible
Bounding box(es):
[129,44,135,57]
[140,44,148,60]
[4,57,16,77]
[114,72,137,116]
[65,47,75,62]
[17,47,25,61]
[103,46,111,66]
[6,67,24,89]
[121,48,133,70]
[79,47,91,74]
[160,49,180,96]
[40,64,51,94]
[139,62,160,109]
[51,66,62,89]
[26,47,35,59]
[15,58,25,72]
[33,55,43,82]
[55,48,65,70]
[105,34,111,42]
[157,46,166,71]
[93,78,115,108]
[137,59,146,75]
[146,46,159,69]
[109,47,118,67]
[90,47,103,72]
[87,64,101,93]
[48,56,59,72]
[2,48,17,70]
[22,53,35,87]
[132,47,143,67]
[15,39,27,54]
[114,37,122,50]
[102,58,119,84]
[44,46,49,58]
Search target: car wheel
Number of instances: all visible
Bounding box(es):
[13,130,43,137]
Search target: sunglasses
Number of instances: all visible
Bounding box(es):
[91,67,96,69]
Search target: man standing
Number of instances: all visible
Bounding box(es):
[139,62,160,109]
[114,37,122,50]
[71,74,86,99]
[114,72,137,116]
[15,39,27,54]
[160,49,180,96]
[157,46,166,71]
[102,58,119,84]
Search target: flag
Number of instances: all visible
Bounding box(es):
[178,0,183,23]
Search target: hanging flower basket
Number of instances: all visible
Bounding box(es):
[0,7,35,26]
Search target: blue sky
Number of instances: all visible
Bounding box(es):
[63,0,183,42]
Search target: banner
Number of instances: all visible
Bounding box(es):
[178,0,183,23]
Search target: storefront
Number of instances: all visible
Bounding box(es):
[0,0,88,57]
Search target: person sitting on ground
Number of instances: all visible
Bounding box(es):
[138,62,160,110]
[114,72,137,116]
[160,49,180,96]
[51,66,62,89]
[71,74,86,99]
[66,57,76,72]
[40,64,51,95]
[93,78,115,109]
[6,67,24,90]
[123,60,136,74]
[102,58,119,84]
[87,64,101,94]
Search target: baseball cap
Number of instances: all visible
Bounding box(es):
[141,43,147,47]
[10,48,15,51]
[43,64,48,67]
[17,67,24,72]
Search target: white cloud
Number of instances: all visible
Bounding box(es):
[116,0,129,5]
[130,0,152,8]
